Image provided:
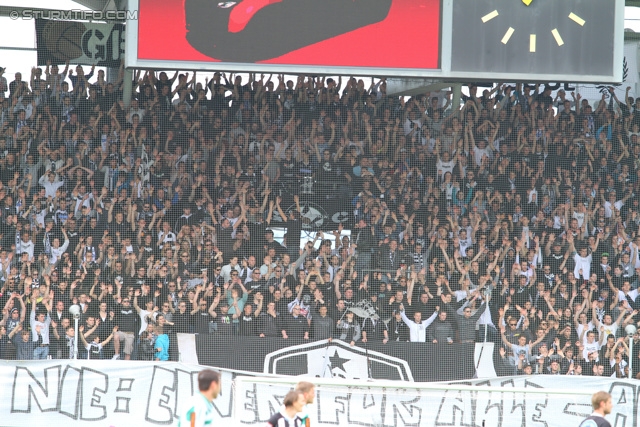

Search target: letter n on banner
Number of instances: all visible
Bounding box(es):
[11,365,61,413]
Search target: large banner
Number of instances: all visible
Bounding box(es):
[35,19,125,66]
[0,360,632,427]
[195,337,476,382]
[0,360,248,427]
[236,375,636,427]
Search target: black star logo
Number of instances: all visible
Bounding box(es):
[328,350,350,372]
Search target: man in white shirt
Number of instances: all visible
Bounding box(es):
[592,304,626,341]
[38,171,65,199]
[603,191,625,218]
[399,305,439,342]
[49,228,70,264]
[569,233,596,281]
[220,255,242,283]
[19,232,34,259]
[133,290,158,335]
[582,330,601,361]
[614,280,638,306]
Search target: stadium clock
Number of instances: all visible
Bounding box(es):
[450,0,616,78]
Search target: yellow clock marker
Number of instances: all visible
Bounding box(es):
[551,29,564,46]
[501,27,515,44]
[522,0,533,5]
[529,34,536,52]
[481,10,499,23]
[568,13,585,26]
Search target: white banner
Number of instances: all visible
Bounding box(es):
[1,360,636,427]
[0,360,253,427]
[234,375,637,427]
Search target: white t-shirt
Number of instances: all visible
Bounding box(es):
[618,289,639,303]
[600,321,620,340]
[510,343,532,365]
[472,144,493,167]
[582,340,600,361]
[436,158,455,176]
[572,211,586,228]
[573,253,592,279]
[604,200,624,218]
[577,322,595,345]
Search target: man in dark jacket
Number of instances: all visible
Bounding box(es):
[456,298,489,343]
[353,219,376,275]
[284,304,309,340]
[428,311,455,344]
[311,304,333,340]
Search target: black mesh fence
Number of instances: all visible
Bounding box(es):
[0,68,638,383]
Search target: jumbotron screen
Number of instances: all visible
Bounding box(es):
[135,0,440,70]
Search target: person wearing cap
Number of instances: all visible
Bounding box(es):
[517,358,533,376]
[283,303,310,340]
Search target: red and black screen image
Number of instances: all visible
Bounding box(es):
[137,0,441,69]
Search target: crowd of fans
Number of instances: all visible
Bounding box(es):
[1,60,640,378]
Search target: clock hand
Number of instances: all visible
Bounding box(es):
[522,0,532,6]
[228,0,282,33]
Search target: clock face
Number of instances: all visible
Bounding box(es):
[450,0,616,77]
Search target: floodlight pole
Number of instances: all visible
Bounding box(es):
[70,304,81,360]
[630,337,633,380]
[74,316,79,360]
